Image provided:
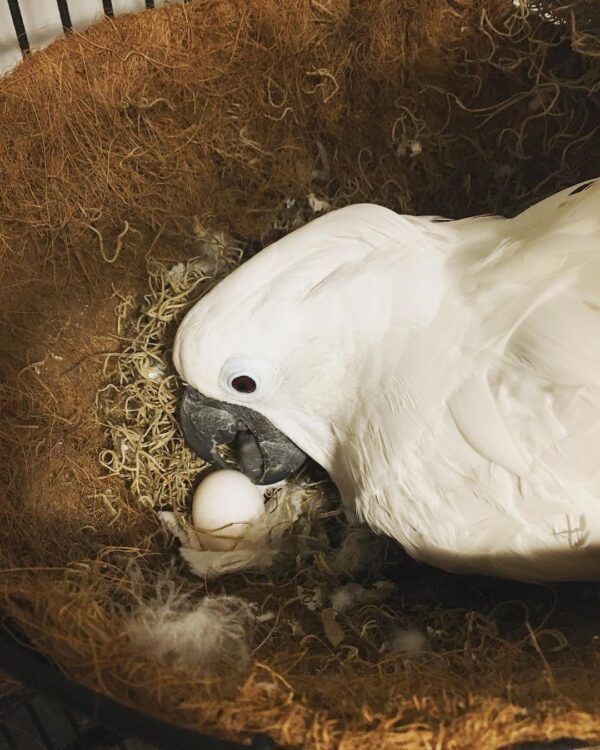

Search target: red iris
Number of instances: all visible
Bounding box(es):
[231,375,257,393]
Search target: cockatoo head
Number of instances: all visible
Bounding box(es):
[173,204,447,486]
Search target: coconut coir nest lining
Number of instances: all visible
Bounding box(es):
[1,1,600,747]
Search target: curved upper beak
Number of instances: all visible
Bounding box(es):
[179,386,307,485]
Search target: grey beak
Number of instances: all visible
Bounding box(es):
[179,387,307,485]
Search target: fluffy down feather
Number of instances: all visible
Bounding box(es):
[126,585,255,673]
[174,179,600,581]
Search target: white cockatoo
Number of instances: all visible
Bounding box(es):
[173,178,600,582]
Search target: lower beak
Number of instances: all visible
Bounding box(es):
[179,387,307,485]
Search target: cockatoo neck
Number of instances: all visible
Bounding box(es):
[253,215,473,492]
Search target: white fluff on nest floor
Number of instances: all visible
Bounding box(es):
[125,581,255,673]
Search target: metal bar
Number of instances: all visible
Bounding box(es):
[24,702,56,750]
[0,723,17,750]
[6,0,30,55]
[55,0,73,32]
[0,623,278,750]
[63,726,123,750]
[102,0,114,17]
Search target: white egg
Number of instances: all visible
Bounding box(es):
[192,470,265,551]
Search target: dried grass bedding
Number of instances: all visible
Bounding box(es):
[1,1,600,748]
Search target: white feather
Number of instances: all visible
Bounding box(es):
[126,587,255,673]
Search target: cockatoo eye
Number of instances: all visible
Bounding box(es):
[231,375,257,394]
[220,357,265,398]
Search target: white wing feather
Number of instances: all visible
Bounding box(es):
[349,180,600,581]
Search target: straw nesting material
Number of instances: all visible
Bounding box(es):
[0,0,600,747]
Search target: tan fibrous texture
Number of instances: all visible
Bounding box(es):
[0,1,599,748]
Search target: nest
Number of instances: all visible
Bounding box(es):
[1,1,600,747]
